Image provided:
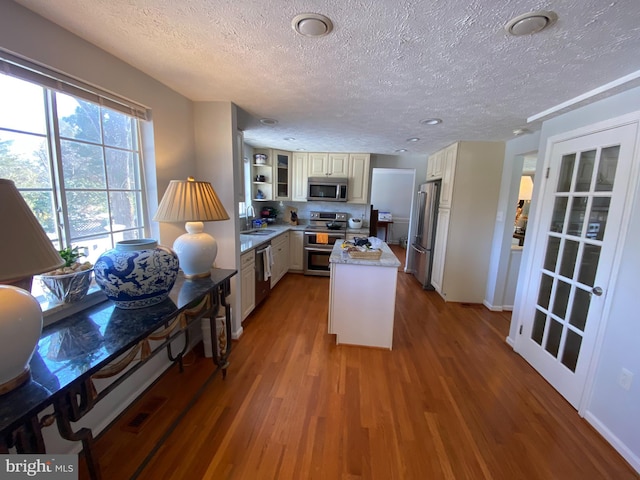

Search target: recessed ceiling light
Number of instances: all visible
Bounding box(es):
[292,13,334,37]
[513,128,531,136]
[260,118,278,126]
[420,118,442,125]
[284,137,296,141]
[505,11,558,36]
[406,137,420,142]
[395,149,408,153]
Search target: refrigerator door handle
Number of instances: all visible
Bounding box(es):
[411,243,425,254]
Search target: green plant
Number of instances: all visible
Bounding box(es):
[59,246,83,268]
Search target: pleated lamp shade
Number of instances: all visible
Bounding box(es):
[154,177,230,223]
[154,177,230,278]
[0,179,64,283]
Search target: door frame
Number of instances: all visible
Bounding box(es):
[513,110,640,414]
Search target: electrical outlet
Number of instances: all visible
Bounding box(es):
[618,368,633,391]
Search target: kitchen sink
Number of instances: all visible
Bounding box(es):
[240,229,276,236]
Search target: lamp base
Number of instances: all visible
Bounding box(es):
[0,285,43,395]
[174,221,218,278]
[0,367,31,395]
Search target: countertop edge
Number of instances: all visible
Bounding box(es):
[329,241,401,268]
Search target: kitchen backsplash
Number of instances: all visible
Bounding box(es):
[260,201,371,226]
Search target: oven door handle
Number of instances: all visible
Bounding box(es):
[304,246,334,253]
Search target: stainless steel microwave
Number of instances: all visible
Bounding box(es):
[307,177,348,202]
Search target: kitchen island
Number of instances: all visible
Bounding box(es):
[328,241,401,349]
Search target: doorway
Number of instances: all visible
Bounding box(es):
[515,119,638,409]
[370,168,416,271]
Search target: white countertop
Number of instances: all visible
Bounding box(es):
[240,224,305,253]
[329,240,401,268]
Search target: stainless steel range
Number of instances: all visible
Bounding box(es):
[303,211,347,276]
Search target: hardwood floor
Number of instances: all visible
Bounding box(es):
[80,245,638,479]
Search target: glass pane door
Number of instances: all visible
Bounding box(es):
[517,120,637,409]
[533,146,618,372]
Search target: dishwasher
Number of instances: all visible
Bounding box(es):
[254,242,272,307]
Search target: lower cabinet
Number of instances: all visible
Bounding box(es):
[240,250,255,321]
[271,232,290,287]
[289,230,304,272]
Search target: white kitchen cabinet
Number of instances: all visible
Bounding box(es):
[430,141,504,303]
[439,143,458,209]
[308,153,328,176]
[289,230,304,272]
[292,152,308,201]
[328,153,349,176]
[273,149,292,201]
[426,149,444,180]
[308,153,348,177]
[271,232,290,287]
[347,153,370,204]
[240,250,255,321]
[328,242,400,349]
[251,148,273,202]
[430,207,449,293]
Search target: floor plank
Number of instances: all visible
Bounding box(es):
[80,245,638,479]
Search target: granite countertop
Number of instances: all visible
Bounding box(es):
[329,240,401,268]
[239,224,305,253]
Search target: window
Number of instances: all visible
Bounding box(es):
[238,153,252,218]
[0,62,148,273]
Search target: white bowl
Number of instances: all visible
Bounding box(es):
[348,218,363,229]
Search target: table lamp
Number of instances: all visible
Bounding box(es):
[0,179,64,395]
[519,175,534,201]
[154,177,230,278]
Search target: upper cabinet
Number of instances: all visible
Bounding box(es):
[251,148,273,202]
[273,150,292,201]
[292,152,309,202]
[255,149,370,204]
[426,149,444,180]
[347,153,370,204]
[439,143,458,209]
[328,153,349,176]
[308,153,349,177]
[251,148,292,201]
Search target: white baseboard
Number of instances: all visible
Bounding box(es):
[584,411,640,474]
[232,326,243,339]
[482,299,503,311]
[505,336,515,348]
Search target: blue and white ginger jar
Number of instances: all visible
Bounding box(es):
[94,239,179,309]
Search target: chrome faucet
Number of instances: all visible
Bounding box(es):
[245,204,256,230]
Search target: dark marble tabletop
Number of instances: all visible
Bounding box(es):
[0,268,236,436]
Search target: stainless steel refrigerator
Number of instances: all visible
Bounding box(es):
[411,180,440,289]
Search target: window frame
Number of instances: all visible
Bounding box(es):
[0,51,153,317]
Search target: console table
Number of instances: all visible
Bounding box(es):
[0,268,236,480]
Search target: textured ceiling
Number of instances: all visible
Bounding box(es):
[12,0,640,155]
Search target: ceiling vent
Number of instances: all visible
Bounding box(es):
[292,13,334,37]
[505,11,558,36]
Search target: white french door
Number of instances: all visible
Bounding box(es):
[516,119,638,409]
